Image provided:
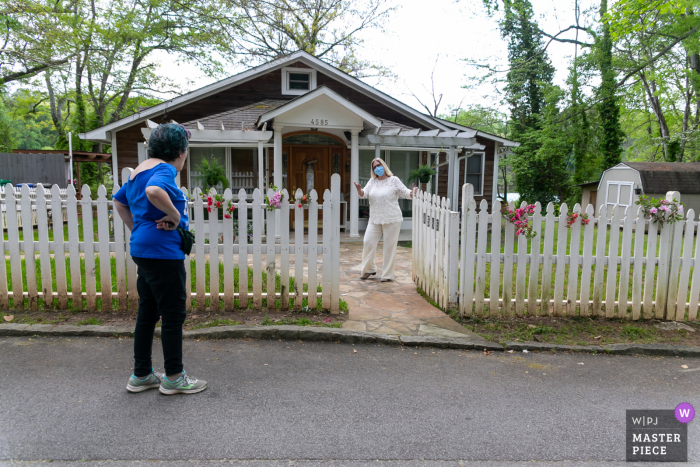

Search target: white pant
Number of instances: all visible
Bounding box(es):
[361,222,402,281]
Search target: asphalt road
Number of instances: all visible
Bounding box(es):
[1,336,698,466]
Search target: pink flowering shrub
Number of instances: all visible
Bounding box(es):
[265,185,285,211]
[566,212,590,229]
[636,195,684,227]
[501,204,537,239]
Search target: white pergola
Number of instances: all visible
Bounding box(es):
[141,119,273,193]
[358,128,483,207]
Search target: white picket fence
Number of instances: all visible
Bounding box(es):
[0,171,341,313]
[0,186,68,229]
[413,184,700,321]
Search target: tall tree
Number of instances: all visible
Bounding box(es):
[0,0,76,84]
[492,0,561,204]
[597,0,624,169]
[206,0,395,78]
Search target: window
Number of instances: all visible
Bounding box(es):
[289,73,310,90]
[464,152,484,195]
[606,181,633,208]
[281,67,317,95]
[230,148,256,193]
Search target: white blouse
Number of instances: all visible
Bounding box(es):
[361,176,413,225]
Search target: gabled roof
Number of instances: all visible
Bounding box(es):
[81,51,451,143]
[603,162,700,194]
[256,86,382,129]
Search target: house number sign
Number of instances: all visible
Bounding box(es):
[311,119,329,126]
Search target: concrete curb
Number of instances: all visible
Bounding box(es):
[3,324,698,356]
[0,323,495,348]
[504,341,700,357]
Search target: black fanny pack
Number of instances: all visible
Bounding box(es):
[176,227,195,255]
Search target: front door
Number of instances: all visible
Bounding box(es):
[287,146,331,230]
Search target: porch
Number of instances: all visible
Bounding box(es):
[141,87,483,235]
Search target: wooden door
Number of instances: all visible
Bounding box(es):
[589,191,597,215]
[287,146,331,230]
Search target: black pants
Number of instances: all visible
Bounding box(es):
[132,257,187,377]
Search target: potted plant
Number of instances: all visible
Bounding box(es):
[409,164,437,184]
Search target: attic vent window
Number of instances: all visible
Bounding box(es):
[281,67,317,95]
[289,73,310,90]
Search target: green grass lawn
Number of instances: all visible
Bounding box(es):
[3,256,347,313]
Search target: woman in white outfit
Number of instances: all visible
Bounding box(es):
[353,158,416,282]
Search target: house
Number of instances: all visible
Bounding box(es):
[596,162,700,215]
[80,51,519,234]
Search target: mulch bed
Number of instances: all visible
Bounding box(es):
[456,315,700,347]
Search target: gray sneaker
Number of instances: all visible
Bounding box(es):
[159,370,208,395]
[126,370,164,393]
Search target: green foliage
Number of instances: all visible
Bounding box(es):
[443,105,508,136]
[196,158,229,190]
[408,164,436,182]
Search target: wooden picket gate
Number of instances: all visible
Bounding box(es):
[0,172,341,313]
[413,184,700,321]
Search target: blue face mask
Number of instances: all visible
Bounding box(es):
[374,166,385,177]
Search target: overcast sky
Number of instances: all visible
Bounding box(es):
[154,0,600,117]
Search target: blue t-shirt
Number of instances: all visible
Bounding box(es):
[113,163,189,260]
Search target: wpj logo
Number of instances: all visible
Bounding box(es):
[626,408,691,462]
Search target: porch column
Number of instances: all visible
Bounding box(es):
[452,148,461,206]
[257,140,264,192]
[446,145,456,207]
[375,144,381,159]
[350,129,360,237]
[492,142,501,210]
[273,123,284,237]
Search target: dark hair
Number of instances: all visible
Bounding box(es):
[148,123,190,161]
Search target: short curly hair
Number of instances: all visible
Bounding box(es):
[148,123,190,161]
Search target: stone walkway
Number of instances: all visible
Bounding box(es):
[337,242,486,341]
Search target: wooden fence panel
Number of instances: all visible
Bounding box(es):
[193,188,206,312]
[208,188,220,312]
[514,202,528,317]
[540,203,555,317]
[35,185,53,309]
[294,189,304,310]
[489,206,502,317]
[280,189,290,311]
[96,186,112,312]
[553,204,568,317]
[579,204,595,317]
[238,189,249,308]
[474,200,488,316]
[66,186,82,310]
[21,185,38,310]
[527,203,542,316]
[631,208,645,320]
[592,204,607,317]
[266,188,277,311]
[112,184,128,312]
[5,185,22,310]
[567,204,582,316]
[674,210,695,321]
[252,189,263,310]
[502,201,515,317]
[81,185,97,311]
[308,190,318,309]
[223,188,234,311]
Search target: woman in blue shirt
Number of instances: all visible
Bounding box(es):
[113,123,207,395]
